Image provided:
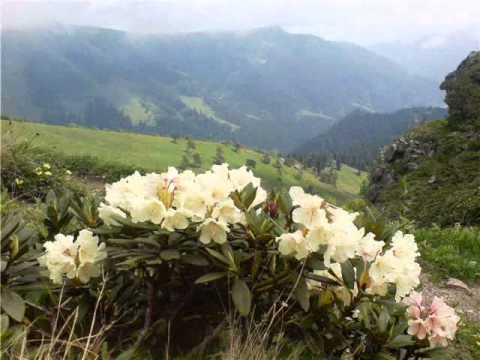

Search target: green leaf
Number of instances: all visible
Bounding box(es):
[294,278,310,312]
[0,314,10,334]
[306,254,327,270]
[374,352,396,360]
[1,288,25,322]
[340,260,355,289]
[0,258,7,272]
[195,272,227,284]
[181,254,209,266]
[205,247,231,266]
[386,335,415,349]
[240,184,258,210]
[116,348,136,360]
[377,307,390,333]
[160,249,181,261]
[232,278,252,316]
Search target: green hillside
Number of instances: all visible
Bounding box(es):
[2,120,365,204]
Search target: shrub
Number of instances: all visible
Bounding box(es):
[1,134,75,200]
[1,164,461,358]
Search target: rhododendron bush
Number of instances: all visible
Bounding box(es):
[22,164,459,357]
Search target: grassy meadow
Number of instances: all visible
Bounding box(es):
[1,120,366,204]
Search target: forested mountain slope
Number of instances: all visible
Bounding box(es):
[294,107,447,169]
[1,25,442,151]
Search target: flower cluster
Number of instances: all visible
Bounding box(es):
[99,164,267,244]
[34,162,53,177]
[38,230,107,284]
[276,186,383,264]
[367,231,421,301]
[276,187,421,301]
[404,291,459,347]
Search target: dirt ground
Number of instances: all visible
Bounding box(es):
[420,273,480,323]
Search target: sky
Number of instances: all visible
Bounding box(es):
[2,0,480,45]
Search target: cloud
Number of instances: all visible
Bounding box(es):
[2,0,480,44]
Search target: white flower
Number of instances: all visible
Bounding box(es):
[76,230,107,283]
[42,163,51,169]
[38,231,107,284]
[130,198,166,224]
[289,187,328,229]
[98,203,126,226]
[38,234,77,284]
[77,230,107,265]
[276,231,310,260]
[181,190,210,221]
[228,166,260,192]
[162,209,189,232]
[211,198,243,224]
[198,218,230,244]
[358,232,384,262]
[390,231,419,260]
[367,232,421,301]
[77,262,102,284]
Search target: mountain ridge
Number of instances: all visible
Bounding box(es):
[1,25,443,151]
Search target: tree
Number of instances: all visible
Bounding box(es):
[213,146,225,165]
[187,138,196,150]
[245,159,256,169]
[193,153,202,168]
[261,153,271,164]
[179,154,190,170]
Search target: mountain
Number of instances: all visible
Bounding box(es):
[371,30,480,82]
[367,52,480,226]
[293,107,448,169]
[1,25,442,151]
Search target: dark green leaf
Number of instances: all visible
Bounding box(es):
[341,260,355,289]
[374,352,396,360]
[205,247,231,266]
[386,335,415,349]
[160,249,181,261]
[181,254,209,266]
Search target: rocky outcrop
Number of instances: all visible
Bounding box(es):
[367,52,480,226]
[440,51,480,127]
[367,134,437,203]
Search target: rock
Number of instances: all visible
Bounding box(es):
[446,278,472,295]
[406,162,419,171]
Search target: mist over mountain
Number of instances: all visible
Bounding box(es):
[371,30,480,82]
[1,25,443,151]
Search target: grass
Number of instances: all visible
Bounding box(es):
[439,320,480,360]
[1,120,364,205]
[337,164,367,194]
[121,97,157,126]
[180,96,240,131]
[415,226,480,282]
